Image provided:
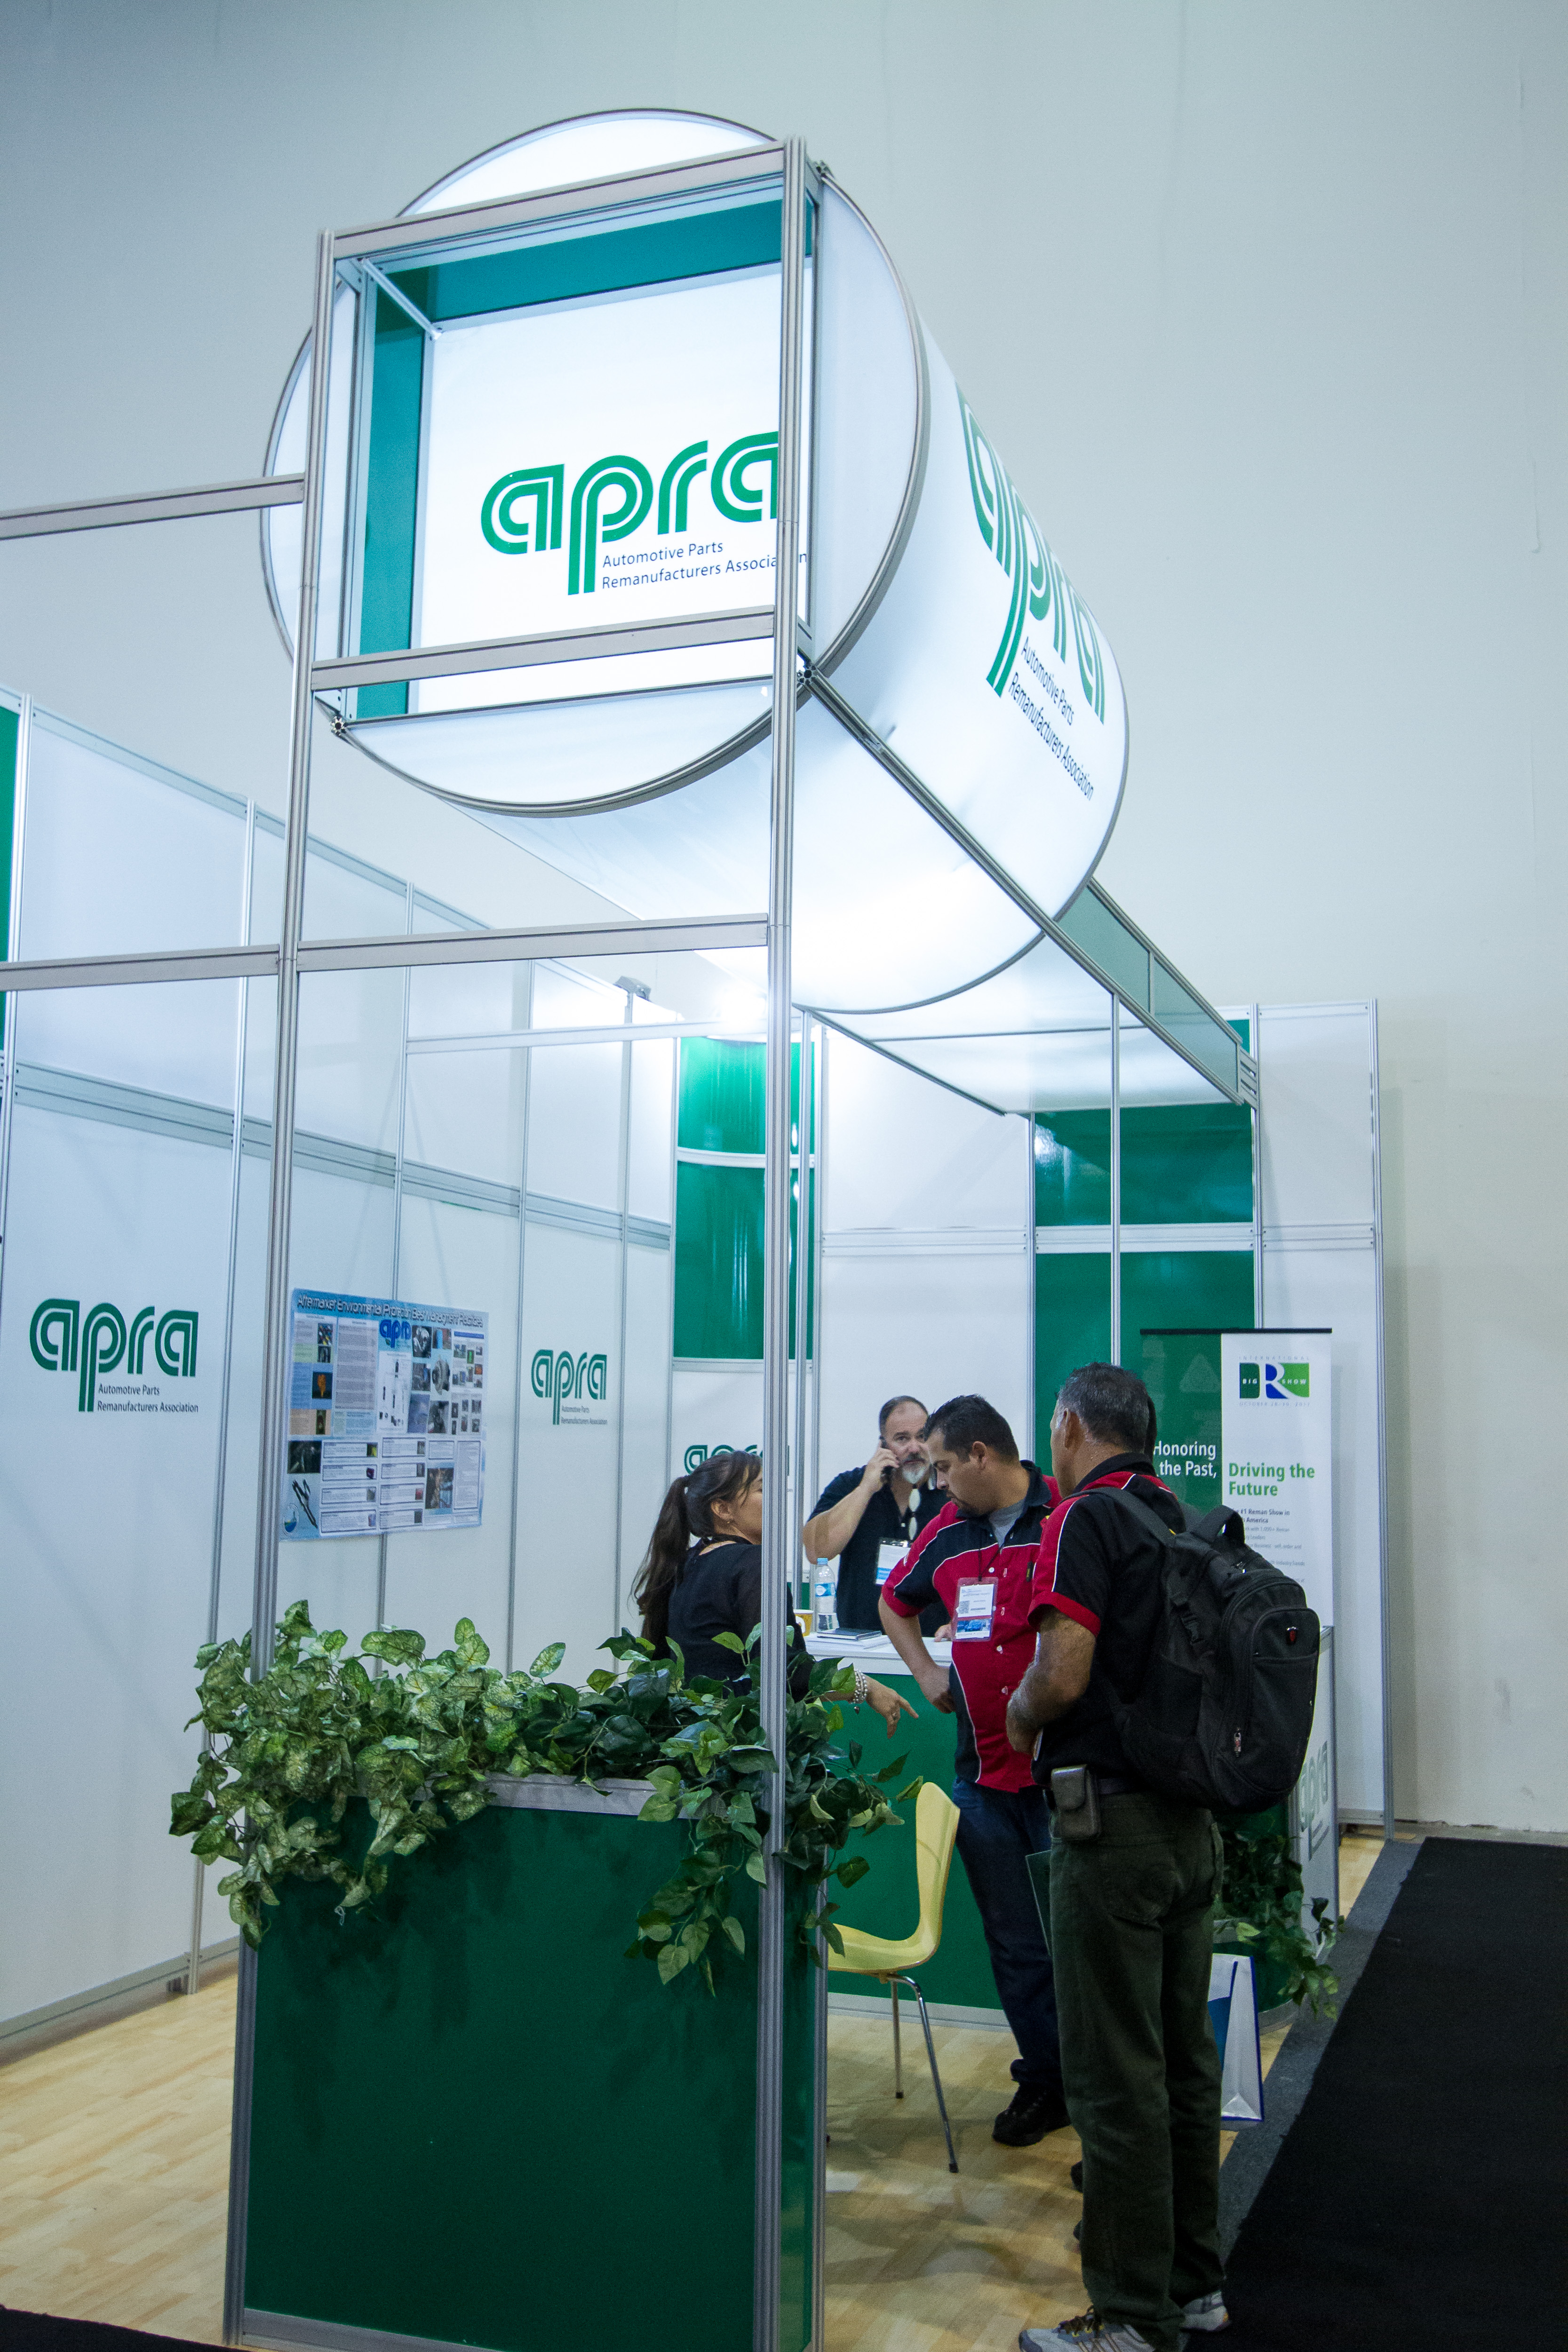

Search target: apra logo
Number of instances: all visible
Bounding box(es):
[480,431,778,593]
[1239,1360,1309,1403]
[683,1442,759,1473]
[31,1296,199,1414]
[958,390,1106,717]
[531,1346,609,1426]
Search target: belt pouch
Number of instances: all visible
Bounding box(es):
[1049,1765,1102,1843]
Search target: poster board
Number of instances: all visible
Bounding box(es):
[1144,1326,1333,1626]
[284,1289,486,1541]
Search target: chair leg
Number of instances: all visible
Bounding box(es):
[893,1973,958,2173]
[890,1977,903,2098]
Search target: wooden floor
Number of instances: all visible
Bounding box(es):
[0,1833,1385,2352]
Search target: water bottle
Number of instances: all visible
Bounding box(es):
[812,1557,839,1637]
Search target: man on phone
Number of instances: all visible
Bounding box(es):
[803,1394,948,1634]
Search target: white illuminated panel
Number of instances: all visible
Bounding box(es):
[827,338,1129,922]
[414,270,792,707]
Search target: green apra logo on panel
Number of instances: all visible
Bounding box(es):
[958,390,1106,717]
[31,1297,199,1414]
[683,1442,759,1473]
[531,1347,610,1426]
[480,433,779,593]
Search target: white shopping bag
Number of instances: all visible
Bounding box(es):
[1208,1952,1264,2126]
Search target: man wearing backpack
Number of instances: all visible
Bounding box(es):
[1005,1363,1228,2352]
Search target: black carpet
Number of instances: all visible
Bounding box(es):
[1221,1837,1568,2350]
[0,2318,212,2352]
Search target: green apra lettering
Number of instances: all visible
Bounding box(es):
[957,390,1105,718]
[480,433,779,592]
[30,1296,199,1413]
[531,1346,610,1426]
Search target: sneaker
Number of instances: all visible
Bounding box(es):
[1070,2159,1083,2192]
[994,2085,1071,2145]
[1180,2293,1230,2335]
[1019,2314,1156,2351]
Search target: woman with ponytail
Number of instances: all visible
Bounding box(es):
[633,1450,915,1734]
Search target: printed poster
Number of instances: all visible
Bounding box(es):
[283,1288,486,1540]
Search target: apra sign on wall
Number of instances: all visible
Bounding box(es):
[30,1296,199,1415]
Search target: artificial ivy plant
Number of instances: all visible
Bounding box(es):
[170,1602,916,1993]
[1214,1813,1340,2013]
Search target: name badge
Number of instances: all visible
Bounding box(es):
[953,1580,996,1640]
[876,1542,906,1588]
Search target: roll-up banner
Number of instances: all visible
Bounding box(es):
[1143,1327,1333,1626]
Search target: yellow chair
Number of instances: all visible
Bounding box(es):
[828,1780,961,2171]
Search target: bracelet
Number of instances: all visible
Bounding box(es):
[852,1669,869,1711]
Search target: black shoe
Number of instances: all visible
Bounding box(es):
[993,2086,1071,2145]
[1070,2160,1083,2191]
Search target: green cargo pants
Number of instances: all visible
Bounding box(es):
[1047,1792,1225,2352]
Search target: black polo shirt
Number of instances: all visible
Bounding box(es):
[1027,1453,1186,1780]
[665,1540,812,1694]
[809,1466,949,1633]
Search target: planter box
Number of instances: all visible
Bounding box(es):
[240,1777,815,2352]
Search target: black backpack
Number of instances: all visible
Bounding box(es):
[1104,1491,1321,1814]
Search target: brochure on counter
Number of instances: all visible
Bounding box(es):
[282,1288,486,1541]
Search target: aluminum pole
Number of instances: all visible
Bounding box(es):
[223,230,336,2350]
[791,1011,812,1616]
[374,880,415,1638]
[187,801,257,2001]
[1109,1000,1122,1367]
[755,137,807,2352]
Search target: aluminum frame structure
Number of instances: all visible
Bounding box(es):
[0,118,1316,2352]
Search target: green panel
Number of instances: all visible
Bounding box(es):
[677,1038,812,1155]
[676,1160,763,1358]
[0,704,16,1044]
[1123,1255,1255,1457]
[247,1798,813,2352]
[1140,1328,1226,1517]
[356,290,425,719]
[673,1156,813,1360]
[680,1037,765,1153]
[1055,889,1149,1009]
[1228,1016,1251,1053]
[1121,1102,1254,1224]
[832,1681,1003,2014]
[1034,1250,1112,1455]
[393,199,804,326]
[1034,1109,1111,1226]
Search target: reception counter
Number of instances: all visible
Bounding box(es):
[239,1775,815,2352]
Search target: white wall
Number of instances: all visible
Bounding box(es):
[817,1035,1033,1480]
[1,2,1563,1828]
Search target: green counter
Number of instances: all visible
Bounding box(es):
[827,1665,1008,2020]
[241,1778,815,2352]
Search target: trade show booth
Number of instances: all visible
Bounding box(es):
[0,109,1388,2352]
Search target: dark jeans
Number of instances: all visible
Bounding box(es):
[1049,1791,1225,2352]
[950,1777,1063,2098]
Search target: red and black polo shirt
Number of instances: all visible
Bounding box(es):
[1028,1453,1186,1780]
[884,1464,1061,1792]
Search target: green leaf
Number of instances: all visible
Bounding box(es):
[657,1939,692,1983]
[712,1630,748,1656]
[719,1914,746,1955]
[361,1626,426,1665]
[528,1642,567,1680]
[835,1854,870,1888]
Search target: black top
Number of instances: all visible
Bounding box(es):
[665,1540,812,1695]
[810,1466,949,1633]
[1028,1453,1186,1780]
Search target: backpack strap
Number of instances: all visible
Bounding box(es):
[1097,1486,1186,1545]
[1096,1486,1211,1653]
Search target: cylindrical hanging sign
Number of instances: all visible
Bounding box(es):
[264,111,1128,928]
